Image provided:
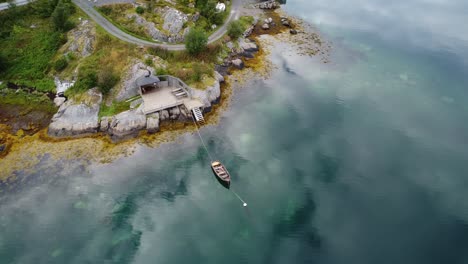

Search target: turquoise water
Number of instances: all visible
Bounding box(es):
[2,0,468,263]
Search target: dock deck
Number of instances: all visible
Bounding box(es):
[141,86,204,114]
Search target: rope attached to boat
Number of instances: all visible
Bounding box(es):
[191,117,214,162]
[191,116,247,207]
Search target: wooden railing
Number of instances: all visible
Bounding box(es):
[157,75,192,98]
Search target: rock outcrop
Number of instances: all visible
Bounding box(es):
[115,61,155,102]
[65,19,96,57]
[48,88,102,137]
[146,112,160,133]
[190,71,224,112]
[129,7,189,43]
[108,105,147,140]
[256,1,280,9]
[162,7,188,35]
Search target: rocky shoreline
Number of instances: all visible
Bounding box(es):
[48,70,225,141]
[0,0,310,160]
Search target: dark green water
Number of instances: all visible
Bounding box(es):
[2,0,468,263]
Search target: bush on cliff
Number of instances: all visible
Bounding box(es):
[185,28,208,55]
[227,20,243,39]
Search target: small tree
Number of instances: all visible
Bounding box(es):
[185,28,208,55]
[135,6,144,14]
[51,0,68,31]
[98,66,119,95]
[227,20,243,39]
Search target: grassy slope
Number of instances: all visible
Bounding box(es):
[96,0,231,43]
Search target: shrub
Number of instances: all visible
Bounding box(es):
[227,20,243,39]
[53,56,68,71]
[97,66,119,95]
[71,67,97,94]
[98,6,112,16]
[135,6,144,14]
[144,57,153,66]
[185,28,207,55]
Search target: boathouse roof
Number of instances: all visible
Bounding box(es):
[136,71,160,87]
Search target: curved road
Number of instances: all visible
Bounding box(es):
[73,0,242,50]
[1,0,241,50]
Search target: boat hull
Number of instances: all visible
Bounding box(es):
[211,163,231,189]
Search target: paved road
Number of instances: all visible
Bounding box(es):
[0,0,31,11]
[72,0,241,50]
[1,0,241,50]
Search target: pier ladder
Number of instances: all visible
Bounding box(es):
[192,107,205,124]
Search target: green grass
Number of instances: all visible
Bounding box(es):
[0,0,70,92]
[239,16,255,29]
[99,100,130,118]
[0,89,56,113]
[95,5,156,42]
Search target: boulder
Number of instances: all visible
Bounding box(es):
[232,59,244,69]
[108,109,147,140]
[65,19,96,58]
[99,116,112,132]
[169,106,180,120]
[48,88,102,137]
[54,96,66,107]
[243,25,254,38]
[0,144,5,153]
[257,1,279,9]
[268,17,273,23]
[290,29,298,35]
[146,113,160,133]
[282,19,290,27]
[160,110,170,121]
[262,23,270,30]
[240,42,259,52]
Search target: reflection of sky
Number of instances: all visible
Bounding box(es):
[285,0,468,64]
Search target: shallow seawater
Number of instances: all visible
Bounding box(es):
[2,0,468,263]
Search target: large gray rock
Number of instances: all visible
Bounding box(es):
[48,88,102,137]
[257,1,279,9]
[109,109,147,139]
[115,61,155,102]
[163,7,188,35]
[54,96,66,107]
[240,41,259,52]
[66,20,96,57]
[159,110,170,121]
[146,113,160,133]
[190,78,221,112]
[169,106,180,120]
[100,116,112,132]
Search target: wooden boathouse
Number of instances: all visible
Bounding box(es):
[135,71,204,118]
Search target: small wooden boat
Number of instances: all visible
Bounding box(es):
[211,161,231,189]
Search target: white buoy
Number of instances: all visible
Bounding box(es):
[243,203,247,207]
